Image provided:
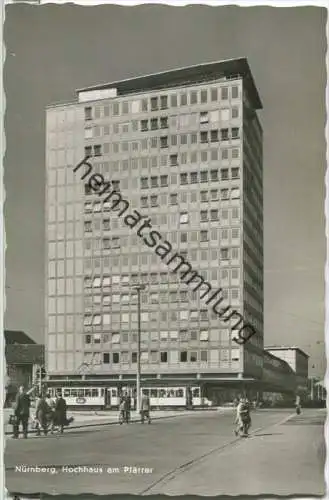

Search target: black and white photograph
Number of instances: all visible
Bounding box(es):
[2,1,327,498]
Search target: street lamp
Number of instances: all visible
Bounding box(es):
[133,284,146,413]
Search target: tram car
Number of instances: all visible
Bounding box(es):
[48,386,213,410]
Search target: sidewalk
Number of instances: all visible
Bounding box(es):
[4,407,227,436]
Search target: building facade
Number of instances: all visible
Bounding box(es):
[45,58,264,400]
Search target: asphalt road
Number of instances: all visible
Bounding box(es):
[5,408,325,497]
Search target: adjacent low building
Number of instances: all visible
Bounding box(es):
[5,330,45,405]
[265,346,309,395]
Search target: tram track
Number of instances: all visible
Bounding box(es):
[139,412,295,495]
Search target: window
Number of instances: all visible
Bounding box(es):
[141,99,148,112]
[231,86,239,99]
[160,136,168,148]
[210,130,219,142]
[211,88,218,101]
[94,145,102,157]
[160,175,168,187]
[103,238,111,249]
[200,350,208,362]
[141,120,148,131]
[180,173,188,185]
[85,334,91,344]
[200,191,208,202]
[84,107,92,120]
[112,102,119,116]
[84,146,92,157]
[200,210,208,222]
[232,107,239,119]
[84,221,92,232]
[160,95,168,109]
[200,89,208,103]
[200,112,208,124]
[210,209,218,221]
[170,94,177,107]
[200,230,208,242]
[150,195,158,207]
[231,167,240,179]
[231,127,239,139]
[221,128,229,141]
[170,193,178,205]
[180,351,188,362]
[200,131,208,143]
[210,169,218,181]
[190,91,198,104]
[200,171,208,183]
[141,177,148,189]
[180,134,187,145]
[210,189,218,201]
[180,212,189,224]
[221,169,229,180]
[221,248,229,260]
[150,118,158,130]
[222,148,228,160]
[221,87,228,100]
[200,330,209,341]
[160,351,168,362]
[180,93,187,106]
[113,352,120,364]
[151,97,158,111]
[231,188,240,199]
[151,176,158,188]
[103,353,110,364]
[170,154,178,166]
[221,188,229,200]
[160,117,168,129]
[180,232,188,243]
[190,172,198,184]
[232,148,239,159]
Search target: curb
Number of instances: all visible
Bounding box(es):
[5,411,206,437]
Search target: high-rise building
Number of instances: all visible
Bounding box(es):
[45,57,264,405]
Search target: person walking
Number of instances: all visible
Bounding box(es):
[53,393,67,434]
[140,392,151,424]
[36,394,51,436]
[234,397,251,437]
[13,386,31,439]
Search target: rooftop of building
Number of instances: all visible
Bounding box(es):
[265,346,309,358]
[4,329,36,345]
[76,57,262,110]
[5,343,45,365]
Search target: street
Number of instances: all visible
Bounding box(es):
[5,408,325,496]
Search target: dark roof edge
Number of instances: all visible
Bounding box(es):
[76,57,263,110]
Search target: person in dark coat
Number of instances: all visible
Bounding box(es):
[13,386,31,438]
[53,394,67,434]
[36,394,51,436]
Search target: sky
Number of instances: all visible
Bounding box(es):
[3,4,327,377]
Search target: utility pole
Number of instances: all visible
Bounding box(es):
[133,284,146,413]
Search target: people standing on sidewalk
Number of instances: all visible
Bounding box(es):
[140,392,151,424]
[119,395,126,425]
[13,386,31,439]
[36,394,51,436]
[53,393,67,434]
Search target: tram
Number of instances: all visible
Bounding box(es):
[48,386,213,410]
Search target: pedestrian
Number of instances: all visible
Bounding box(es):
[140,392,151,424]
[234,397,251,437]
[36,393,51,436]
[53,393,67,434]
[119,395,126,425]
[13,386,31,439]
[125,392,131,423]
